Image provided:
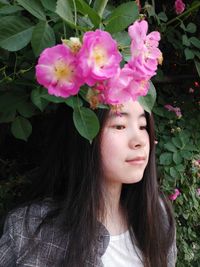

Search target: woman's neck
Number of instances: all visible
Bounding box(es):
[102,182,128,235]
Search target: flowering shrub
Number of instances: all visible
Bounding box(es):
[0,0,200,266]
[35,20,161,115]
[154,84,200,266]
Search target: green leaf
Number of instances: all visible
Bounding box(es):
[56,0,74,27]
[172,136,183,148]
[17,101,36,118]
[0,91,28,113]
[93,0,108,17]
[105,2,139,33]
[184,48,194,60]
[169,167,179,178]
[181,150,192,160]
[145,3,155,18]
[0,110,16,123]
[65,96,83,109]
[75,0,100,27]
[73,107,100,142]
[17,0,46,21]
[138,81,157,113]
[31,21,55,57]
[157,12,168,22]
[41,0,56,12]
[173,151,182,164]
[152,106,165,117]
[0,0,9,4]
[175,164,185,172]
[164,142,177,152]
[159,152,173,165]
[194,60,200,77]
[180,21,186,31]
[112,31,130,46]
[121,49,131,62]
[42,94,66,103]
[189,37,200,49]
[31,87,49,111]
[0,5,23,14]
[0,16,33,51]
[186,23,197,33]
[179,132,189,145]
[193,50,200,59]
[182,34,190,46]
[11,116,32,141]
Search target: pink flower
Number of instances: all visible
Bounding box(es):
[128,20,162,80]
[164,104,182,117]
[100,67,132,105]
[100,66,150,105]
[169,188,181,201]
[175,0,185,14]
[35,44,84,98]
[197,188,200,196]
[164,104,174,111]
[189,88,194,93]
[173,107,182,117]
[77,30,122,86]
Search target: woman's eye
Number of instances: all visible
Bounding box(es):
[140,125,147,130]
[113,125,125,130]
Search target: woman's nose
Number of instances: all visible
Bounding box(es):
[128,130,146,149]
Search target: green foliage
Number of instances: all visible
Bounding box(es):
[154,87,200,267]
[104,2,139,33]
[138,81,156,113]
[0,0,140,142]
[73,106,100,142]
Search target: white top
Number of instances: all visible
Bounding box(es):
[101,230,144,267]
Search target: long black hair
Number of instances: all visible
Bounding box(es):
[21,103,175,267]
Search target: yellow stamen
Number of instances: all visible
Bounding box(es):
[92,46,107,67]
[54,60,74,82]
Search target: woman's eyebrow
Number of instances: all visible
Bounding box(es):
[108,112,146,119]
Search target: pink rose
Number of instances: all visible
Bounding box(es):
[169,188,181,201]
[175,0,185,15]
[100,66,150,105]
[128,20,162,80]
[164,104,182,117]
[35,44,84,98]
[77,29,122,86]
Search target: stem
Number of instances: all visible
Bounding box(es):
[166,2,200,26]
[63,21,66,39]
[13,53,18,79]
[151,0,155,12]
[94,0,109,17]
[72,0,77,26]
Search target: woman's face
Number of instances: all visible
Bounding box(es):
[100,100,150,186]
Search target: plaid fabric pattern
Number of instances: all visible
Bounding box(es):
[0,200,176,267]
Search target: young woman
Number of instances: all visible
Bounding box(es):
[0,99,176,267]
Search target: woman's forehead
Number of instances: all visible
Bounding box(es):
[109,100,145,118]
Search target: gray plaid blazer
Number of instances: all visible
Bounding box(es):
[0,200,177,267]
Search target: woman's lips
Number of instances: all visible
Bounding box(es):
[125,157,146,165]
